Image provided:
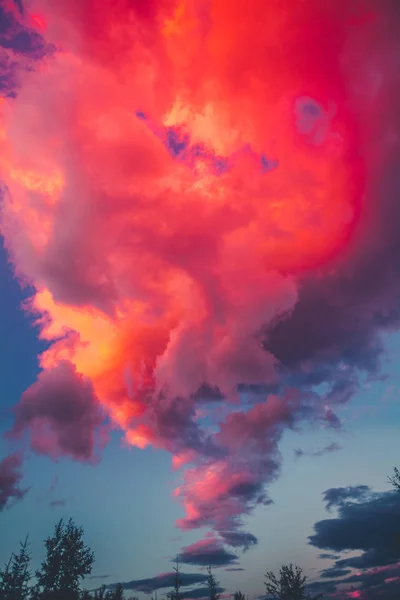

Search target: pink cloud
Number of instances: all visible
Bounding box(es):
[176,392,322,535]
[9,361,106,461]
[2,0,400,566]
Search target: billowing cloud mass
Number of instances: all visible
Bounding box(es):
[0,452,27,510]
[1,0,400,565]
[9,360,106,461]
[308,485,400,599]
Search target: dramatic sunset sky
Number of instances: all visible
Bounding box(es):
[1,1,400,599]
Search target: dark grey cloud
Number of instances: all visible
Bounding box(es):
[184,587,225,600]
[294,442,342,460]
[49,499,66,508]
[219,531,258,551]
[177,538,239,567]
[306,579,338,598]
[114,573,208,592]
[150,394,224,459]
[316,442,343,456]
[309,487,400,566]
[322,485,371,512]
[0,452,27,510]
[320,564,400,600]
[318,554,340,560]
[341,563,400,589]
[319,566,351,579]
[309,483,400,598]
[351,579,400,600]
[192,384,224,403]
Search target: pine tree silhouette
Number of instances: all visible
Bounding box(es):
[206,565,220,600]
[0,536,31,600]
[167,560,183,600]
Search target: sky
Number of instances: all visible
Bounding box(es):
[1,1,400,599]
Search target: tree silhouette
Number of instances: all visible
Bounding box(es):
[111,584,123,600]
[0,536,31,600]
[264,564,322,600]
[388,467,400,492]
[388,467,400,547]
[33,518,94,600]
[233,591,245,600]
[167,560,183,600]
[82,583,128,600]
[206,566,220,600]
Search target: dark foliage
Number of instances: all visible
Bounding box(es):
[206,566,220,600]
[264,564,322,600]
[0,536,31,600]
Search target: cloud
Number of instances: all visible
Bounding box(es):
[320,566,352,579]
[294,442,343,459]
[177,537,239,567]
[1,0,400,561]
[49,498,66,508]
[322,485,373,512]
[225,568,244,572]
[336,564,400,599]
[0,452,27,510]
[184,587,225,600]
[47,475,59,494]
[310,487,400,567]
[114,572,208,592]
[264,1,400,411]
[219,531,258,551]
[9,361,106,461]
[312,565,400,600]
[306,579,339,598]
[308,485,400,598]
[0,0,53,98]
[175,392,330,538]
